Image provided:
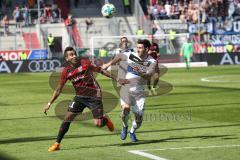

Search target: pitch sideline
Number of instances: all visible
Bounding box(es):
[128,144,240,160]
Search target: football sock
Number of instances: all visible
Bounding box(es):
[99,116,108,127]
[56,121,71,143]
[130,120,137,133]
[130,115,143,133]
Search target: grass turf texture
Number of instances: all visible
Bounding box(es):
[0,65,240,160]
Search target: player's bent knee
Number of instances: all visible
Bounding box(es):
[134,110,144,116]
[122,104,130,111]
[123,108,130,114]
[121,108,130,118]
[64,112,77,122]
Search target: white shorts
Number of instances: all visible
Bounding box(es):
[120,85,145,115]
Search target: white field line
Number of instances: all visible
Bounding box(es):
[128,150,168,160]
[201,75,240,83]
[129,144,240,160]
[201,76,225,82]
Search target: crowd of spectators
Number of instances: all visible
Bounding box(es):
[148,0,231,23]
[0,0,62,36]
[39,2,62,24]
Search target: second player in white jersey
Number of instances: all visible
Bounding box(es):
[102,39,157,142]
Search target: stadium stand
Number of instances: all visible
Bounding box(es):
[22,32,40,49]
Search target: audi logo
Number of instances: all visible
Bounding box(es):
[28,60,61,72]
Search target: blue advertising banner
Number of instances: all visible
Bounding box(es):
[28,49,48,59]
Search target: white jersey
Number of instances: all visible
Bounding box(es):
[117,50,156,90]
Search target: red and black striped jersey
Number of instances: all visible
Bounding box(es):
[60,58,102,98]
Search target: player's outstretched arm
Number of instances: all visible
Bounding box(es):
[100,69,129,85]
[102,54,123,70]
[43,84,63,115]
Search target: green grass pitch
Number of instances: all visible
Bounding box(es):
[0,65,240,160]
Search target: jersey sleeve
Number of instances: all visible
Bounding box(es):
[146,59,157,75]
[83,58,102,73]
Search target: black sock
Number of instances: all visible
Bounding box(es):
[56,121,71,143]
[100,117,108,127]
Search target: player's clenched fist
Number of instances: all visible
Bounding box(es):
[43,103,51,115]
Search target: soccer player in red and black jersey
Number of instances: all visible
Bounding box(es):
[43,47,128,152]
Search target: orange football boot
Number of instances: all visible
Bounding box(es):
[48,143,60,152]
[105,116,114,132]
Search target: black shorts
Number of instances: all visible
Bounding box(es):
[68,96,103,119]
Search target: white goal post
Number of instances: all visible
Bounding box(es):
[90,33,190,57]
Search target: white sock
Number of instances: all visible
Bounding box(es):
[130,120,137,133]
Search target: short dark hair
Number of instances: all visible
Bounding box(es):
[137,39,151,49]
[120,37,128,42]
[64,46,76,58]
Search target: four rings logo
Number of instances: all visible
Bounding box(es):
[28,60,61,72]
[0,59,62,73]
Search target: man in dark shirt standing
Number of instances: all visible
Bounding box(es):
[43,47,128,152]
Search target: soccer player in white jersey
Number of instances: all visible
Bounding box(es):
[102,39,157,142]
